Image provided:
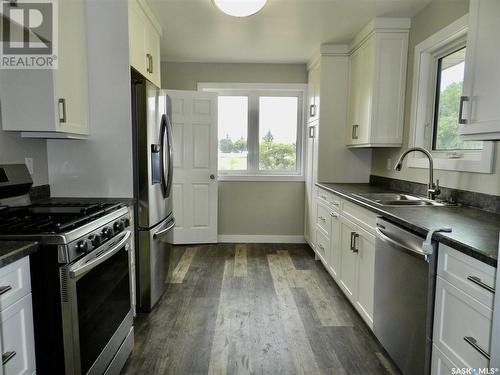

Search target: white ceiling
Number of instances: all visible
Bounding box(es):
[149,0,435,64]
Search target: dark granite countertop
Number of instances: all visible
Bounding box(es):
[317,183,500,268]
[33,197,135,206]
[0,241,39,268]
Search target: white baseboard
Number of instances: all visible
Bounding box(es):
[217,235,306,244]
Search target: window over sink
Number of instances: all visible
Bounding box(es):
[408,15,494,173]
[199,83,306,181]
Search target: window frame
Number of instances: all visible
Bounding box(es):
[198,82,307,181]
[407,15,495,174]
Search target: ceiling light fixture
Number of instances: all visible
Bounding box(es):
[213,0,268,17]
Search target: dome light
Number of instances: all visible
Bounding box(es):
[213,0,268,17]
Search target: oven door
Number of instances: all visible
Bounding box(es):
[60,230,133,375]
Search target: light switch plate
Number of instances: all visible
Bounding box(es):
[386,158,392,171]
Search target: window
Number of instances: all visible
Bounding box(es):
[432,47,482,151]
[408,15,494,174]
[200,83,305,181]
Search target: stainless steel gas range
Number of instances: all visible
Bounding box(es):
[0,164,134,375]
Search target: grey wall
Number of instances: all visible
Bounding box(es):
[47,0,134,198]
[371,0,500,196]
[162,62,308,236]
[0,132,48,186]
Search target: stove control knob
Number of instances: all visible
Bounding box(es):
[88,234,101,248]
[113,220,124,233]
[101,227,113,239]
[122,217,130,227]
[76,240,89,253]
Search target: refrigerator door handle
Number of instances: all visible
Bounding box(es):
[159,115,168,197]
[165,114,174,198]
[153,217,176,239]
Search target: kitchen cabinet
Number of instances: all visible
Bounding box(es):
[345,18,410,147]
[313,186,376,329]
[307,63,320,123]
[0,0,89,138]
[0,257,36,375]
[458,0,500,140]
[304,123,318,247]
[432,244,495,373]
[128,0,162,88]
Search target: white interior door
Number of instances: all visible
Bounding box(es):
[166,90,218,244]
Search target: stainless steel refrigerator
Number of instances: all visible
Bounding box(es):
[131,72,175,312]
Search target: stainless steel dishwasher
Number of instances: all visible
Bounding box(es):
[373,218,437,375]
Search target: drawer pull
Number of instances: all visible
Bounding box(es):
[464,336,490,360]
[0,285,12,296]
[330,212,338,218]
[467,276,495,294]
[331,201,340,206]
[317,243,325,251]
[2,351,16,365]
[319,195,327,200]
[318,216,326,222]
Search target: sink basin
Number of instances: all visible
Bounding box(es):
[352,192,453,207]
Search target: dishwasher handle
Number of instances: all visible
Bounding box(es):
[376,227,429,261]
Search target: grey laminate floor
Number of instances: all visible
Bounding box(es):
[121,243,401,375]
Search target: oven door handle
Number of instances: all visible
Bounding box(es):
[69,230,131,279]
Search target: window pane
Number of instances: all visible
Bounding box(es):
[218,96,248,171]
[259,97,298,171]
[433,47,483,150]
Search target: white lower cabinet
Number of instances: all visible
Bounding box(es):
[0,295,36,375]
[0,257,36,375]
[315,187,376,329]
[432,244,495,374]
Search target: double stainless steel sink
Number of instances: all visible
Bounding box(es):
[352,192,455,207]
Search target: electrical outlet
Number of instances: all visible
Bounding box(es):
[386,158,392,171]
[25,157,34,175]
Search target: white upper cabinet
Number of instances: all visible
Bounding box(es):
[0,1,89,138]
[458,0,500,140]
[129,0,162,88]
[345,18,410,147]
[307,63,320,123]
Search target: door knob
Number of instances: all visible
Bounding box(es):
[210,174,215,180]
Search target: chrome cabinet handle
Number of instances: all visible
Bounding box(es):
[330,212,338,218]
[0,285,12,296]
[350,232,356,251]
[318,216,326,222]
[308,126,315,138]
[467,275,495,293]
[2,351,16,365]
[58,98,67,123]
[317,243,324,251]
[458,96,469,125]
[352,124,359,140]
[352,233,359,253]
[146,53,151,73]
[149,55,153,74]
[464,336,490,360]
[331,201,340,207]
[309,104,316,117]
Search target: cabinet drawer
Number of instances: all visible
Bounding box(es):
[431,344,458,375]
[342,200,377,234]
[315,228,329,262]
[433,277,492,369]
[316,189,331,205]
[437,244,495,309]
[0,257,31,311]
[326,194,342,212]
[0,293,36,375]
[316,202,332,235]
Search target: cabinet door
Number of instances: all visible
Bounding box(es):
[355,226,375,327]
[346,48,360,144]
[459,0,500,138]
[145,22,161,87]
[355,37,374,145]
[328,210,341,280]
[129,0,148,77]
[0,294,36,375]
[307,65,320,123]
[304,124,318,247]
[56,0,89,135]
[339,216,358,303]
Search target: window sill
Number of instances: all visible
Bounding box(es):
[406,144,495,173]
[217,174,305,182]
